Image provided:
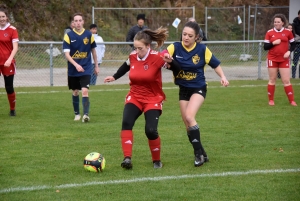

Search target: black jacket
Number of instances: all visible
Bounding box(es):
[126,25,148,47]
[293,17,300,36]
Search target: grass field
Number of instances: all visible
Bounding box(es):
[0,80,299,201]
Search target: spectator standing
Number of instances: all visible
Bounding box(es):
[89,24,105,85]
[63,13,99,122]
[292,10,300,78]
[126,14,148,48]
[263,14,297,106]
[0,4,19,116]
[104,27,177,169]
[163,21,229,167]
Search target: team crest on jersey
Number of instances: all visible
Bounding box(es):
[4,33,8,37]
[144,65,149,70]
[83,37,89,45]
[192,54,200,65]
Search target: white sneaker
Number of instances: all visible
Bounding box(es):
[74,114,81,121]
[82,114,90,123]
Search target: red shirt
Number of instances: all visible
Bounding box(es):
[128,49,166,103]
[264,28,294,62]
[0,23,19,65]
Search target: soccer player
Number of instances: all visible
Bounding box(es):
[63,13,99,122]
[264,14,297,106]
[104,27,171,169]
[163,21,229,167]
[0,4,19,116]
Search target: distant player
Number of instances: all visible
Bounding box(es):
[0,4,19,116]
[264,14,297,106]
[63,13,99,122]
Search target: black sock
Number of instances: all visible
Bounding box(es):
[188,125,203,155]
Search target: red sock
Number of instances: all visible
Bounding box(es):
[267,84,275,101]
[284,85,295,103]
[148,136,161,161]
[121,130,133,158]
[7,92,16,110]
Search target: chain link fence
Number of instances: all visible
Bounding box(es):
[0,41,275,87]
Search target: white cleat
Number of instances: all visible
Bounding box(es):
[74,114,81,121]
[82,114,90,123]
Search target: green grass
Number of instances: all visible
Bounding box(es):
[0,80,299,200]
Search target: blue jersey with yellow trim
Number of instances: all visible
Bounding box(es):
[63,29,96,77]
[167,42,220,88]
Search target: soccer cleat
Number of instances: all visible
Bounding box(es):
[121,157,132,169]
[290,101,297,106]
[74,114,81,121]
[204,155,209,162]
[9,110,16,116]
[82,114,90,122]
[194,154,205,167]
[153,160,163,169]
[268,100,275,106]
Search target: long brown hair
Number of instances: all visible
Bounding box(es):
[134,27,168,48]
[0,4,9,21]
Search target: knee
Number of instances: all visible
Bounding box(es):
[73,90,79,96]
[145,126,158,140]
[184,115,194,125]
[5,85,14,94]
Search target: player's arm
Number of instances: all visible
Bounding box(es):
[104,59,130,83]
[4,41,18,67]
[91,48,99,75]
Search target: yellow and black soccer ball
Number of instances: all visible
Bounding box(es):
[83,152,106,172]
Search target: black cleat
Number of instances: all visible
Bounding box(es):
[153,160,163,169]
[121,157,132,169]
[204,155,209,162]
[194,154,205,167]
[9,110,16,116]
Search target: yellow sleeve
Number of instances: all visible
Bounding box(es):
[167,44,175,56]
[63,34,70,44]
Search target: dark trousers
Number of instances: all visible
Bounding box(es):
[292,43,300,78]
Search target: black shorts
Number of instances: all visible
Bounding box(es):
[68,75,91,90]
[179,85,207,101]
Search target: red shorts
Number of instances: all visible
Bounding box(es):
[0,60,16,75]
[124,93,163,114]
[267,59,290,68]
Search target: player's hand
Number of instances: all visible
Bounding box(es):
[161,53,173,63]
[273,39,281,45]
[283,51,290,59]
[4,60,12,67]
[94,65,100,75]
[104,76,115,83]
[75,64,84,72]
[221,77,229,87]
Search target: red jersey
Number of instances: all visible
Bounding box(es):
[128,49,166,103]
[0,23,19,65]
[264,28,294,62]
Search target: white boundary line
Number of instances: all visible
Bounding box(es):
[1,168,299,194]
[1,83,299,95]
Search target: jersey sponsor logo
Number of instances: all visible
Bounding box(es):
[126,95,132,101]
[272,35,275,37]
[131,65,134,69]
[176,70,197,80]
[83,37,89,45]
[144,65,149,70]
[71,50,88,59]
[192,54,200,64]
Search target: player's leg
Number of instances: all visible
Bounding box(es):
[69,76,81,120]
[279,64,297,106]
[144,108,162,168]
[80,75,91,122]
[121,102,143,169]
[4,75,16,116]
[267,59,278,106]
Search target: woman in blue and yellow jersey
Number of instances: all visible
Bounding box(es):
[165,21,229,167]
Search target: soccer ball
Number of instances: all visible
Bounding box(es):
[83,152,106,172]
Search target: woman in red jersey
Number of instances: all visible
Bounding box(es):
[264,14,297,106]
[0,5,19,116]
[104,27,177,169]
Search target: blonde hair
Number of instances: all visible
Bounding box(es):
[134,27,168,48]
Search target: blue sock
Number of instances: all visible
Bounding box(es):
[82,97,90,115]
[72,95,80,115]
